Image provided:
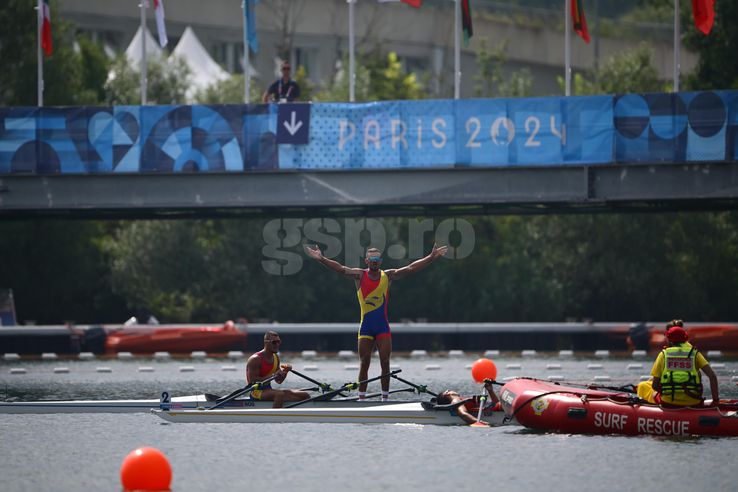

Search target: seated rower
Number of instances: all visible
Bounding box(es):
[246,331,311,408]
[636,319,719,407]
[435,379,501,426]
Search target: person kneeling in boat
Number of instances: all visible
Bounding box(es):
[435,379,501,426]
[636,320,719,407]
[246,331,311,408]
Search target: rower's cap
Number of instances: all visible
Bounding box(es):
[665,326,688,343]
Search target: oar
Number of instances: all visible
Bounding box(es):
[390,373,438,397]
[208,373,279,410]
[286,369,402,408]
[338,387,415,401]
[290,368,347,396]
[470,389,489,427]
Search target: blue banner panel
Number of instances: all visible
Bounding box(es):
[0,91,735,174]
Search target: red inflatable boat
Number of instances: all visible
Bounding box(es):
[500,378,738,437]
[105,321,247,354]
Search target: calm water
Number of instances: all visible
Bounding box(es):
[1,354,737,491]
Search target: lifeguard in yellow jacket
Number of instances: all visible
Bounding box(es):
[637,320,720,406]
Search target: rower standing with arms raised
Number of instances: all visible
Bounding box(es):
[246,331,310,408]
[305,244,448,401]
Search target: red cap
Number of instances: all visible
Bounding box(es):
[665,326,688,343]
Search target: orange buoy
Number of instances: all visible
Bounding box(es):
[120,447,172,491]
[471,358,497,383]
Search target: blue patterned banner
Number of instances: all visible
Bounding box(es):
[1,91,736,174]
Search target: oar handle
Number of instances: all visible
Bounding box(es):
[286,369,402,408]
[208,373,279,410]
[390,374,438,397]
[290,369,342,394]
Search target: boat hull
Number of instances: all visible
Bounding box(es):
[154,402,507,426]
[0,395,427,414]
[104,324,247,354]
[500,378,738,437]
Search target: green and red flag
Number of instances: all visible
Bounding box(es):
[41,0,52,56]
[692,0,715,35]
[461,0,473,46]
[571,0,590,44]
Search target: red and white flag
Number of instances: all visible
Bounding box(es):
[41,0,52,56]
[153,0,168,48]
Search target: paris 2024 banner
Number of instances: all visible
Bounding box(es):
[0,91,736,174]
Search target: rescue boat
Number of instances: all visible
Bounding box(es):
[500,377,738,437]
[104,321,247,354]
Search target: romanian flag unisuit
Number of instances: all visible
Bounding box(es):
[571,0,590,44]
[41,0,52,56]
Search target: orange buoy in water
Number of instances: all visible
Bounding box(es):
[120,447,172,491]
[471,358,497,383]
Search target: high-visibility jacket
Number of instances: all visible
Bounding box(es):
[659,343,703,401]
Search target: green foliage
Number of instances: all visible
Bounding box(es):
[195,74,262,104]
[0,0,109,105]
[684,1,738,90]
[474,39,533,98]
[0,220,127,324]
[559,44,666,95]
[105,55,191,105]
[316,50,427,102]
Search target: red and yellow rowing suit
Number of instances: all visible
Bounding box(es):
[250,350,280,399]
[357,269,391,340]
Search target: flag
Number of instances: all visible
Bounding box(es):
[377,0,422,7]
[245,0,259,53]
[571,0,590,43]
[692,0,715,35]
[153,0,168,48]
[461,0,473,46]
[41,0,52,56]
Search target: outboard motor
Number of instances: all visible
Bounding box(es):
[82,326,108,354]
[628,322,650,351]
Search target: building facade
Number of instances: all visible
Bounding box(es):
[59,0,696,98]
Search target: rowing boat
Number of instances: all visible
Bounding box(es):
[0,394,419,414]
[153,402,507,426]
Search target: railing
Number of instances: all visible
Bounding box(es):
[1,91,735,174]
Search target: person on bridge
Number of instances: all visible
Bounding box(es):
[435,379,501,426]
[246,330,310,408]
[305,244,448,401]
[636,320,719,407]
[262,60,300,103]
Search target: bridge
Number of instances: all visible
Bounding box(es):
[1,91,737,218]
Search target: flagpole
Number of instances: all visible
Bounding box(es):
[454,0,460,99]
[140,1,147,105]
[348,0,355,102]
[673,0,680,92]
[565,0,571,96]
[37,0,43,107]
[243,1,250,103]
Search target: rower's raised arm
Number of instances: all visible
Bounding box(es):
[386,244,448,280]
[305,244,363,278]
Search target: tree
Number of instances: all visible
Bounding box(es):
[684,1,738,90]
[562,44,666,95]
[316,50,427,102]
[105,55,191,105]
[0,0,109,106]
[474,39,533,98]
[195,74,262,104]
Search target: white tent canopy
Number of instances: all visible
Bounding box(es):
[171,26,231,100]
[125,26,164,67]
